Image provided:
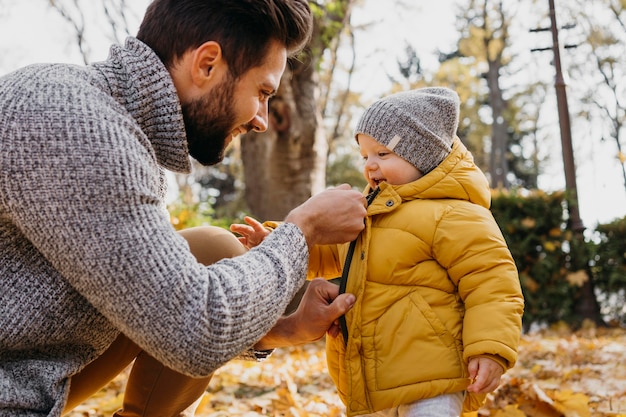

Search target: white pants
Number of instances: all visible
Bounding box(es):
[361,392,465,417]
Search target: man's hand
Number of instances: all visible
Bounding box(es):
[466,356,504,394]
[284,184,367,248]
[255,279,355,350]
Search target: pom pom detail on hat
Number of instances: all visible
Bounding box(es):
[355,87,460,174]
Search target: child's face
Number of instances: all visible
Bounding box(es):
[357,134,423,188]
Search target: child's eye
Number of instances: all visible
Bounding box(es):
[378,152,388,157]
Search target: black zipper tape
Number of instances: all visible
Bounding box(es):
[338,187,380,345]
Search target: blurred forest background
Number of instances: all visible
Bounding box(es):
[2,0,626,327]
[1,0,625,225]
[2,1,626,415]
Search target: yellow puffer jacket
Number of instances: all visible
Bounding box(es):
[307,139,524,416]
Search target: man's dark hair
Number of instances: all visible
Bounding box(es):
[136,0,313,78]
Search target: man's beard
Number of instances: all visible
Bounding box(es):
[182,76,236,166]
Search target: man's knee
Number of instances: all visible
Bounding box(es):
[178,225,247,265]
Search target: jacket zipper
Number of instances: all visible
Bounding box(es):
[338,187,381,345]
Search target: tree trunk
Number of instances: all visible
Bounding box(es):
[240,0,354,221]
[486,58,509,189]
[481,0,509,189]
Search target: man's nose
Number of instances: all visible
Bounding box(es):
[250,102,269,132]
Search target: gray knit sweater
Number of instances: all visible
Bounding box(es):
[0,37,308,416]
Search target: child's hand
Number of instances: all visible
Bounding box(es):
[230,216,271,249]
[466,356,504,394]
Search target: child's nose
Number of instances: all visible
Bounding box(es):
[364,158,377,170]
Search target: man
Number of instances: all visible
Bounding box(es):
[0,0,367,416]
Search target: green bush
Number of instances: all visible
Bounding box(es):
[592,217,626,291]
[491,190,579,329]
[590,217,626,325]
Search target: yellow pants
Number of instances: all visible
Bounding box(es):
[63,226,247,417]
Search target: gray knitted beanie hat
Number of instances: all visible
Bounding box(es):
[355,87,460,174]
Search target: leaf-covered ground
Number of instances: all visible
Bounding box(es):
[68,323,626,417]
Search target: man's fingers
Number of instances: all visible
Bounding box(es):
[330,293,356,315]
[308,278,355,331]
[310,278,338,299]
[310,278,355,313]
[284,187,367,247]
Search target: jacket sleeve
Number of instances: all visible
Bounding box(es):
[433,203,524,370]
[306,244,343,280]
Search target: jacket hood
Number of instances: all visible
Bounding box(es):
[368,137,491,209]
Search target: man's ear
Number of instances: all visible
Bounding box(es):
[189,41,224,87]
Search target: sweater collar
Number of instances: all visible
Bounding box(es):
[94,37,192,173]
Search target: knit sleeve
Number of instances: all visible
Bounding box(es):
[2,68,309,376]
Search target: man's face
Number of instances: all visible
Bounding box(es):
[180,40,287,166]
[182,73,236,166]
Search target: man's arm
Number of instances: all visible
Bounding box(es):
[254,278,355,350]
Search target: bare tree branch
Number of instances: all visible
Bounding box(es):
[330,25,356,143]
[47,0,135,64]
[103,0,131,44]
[48,0,90,64]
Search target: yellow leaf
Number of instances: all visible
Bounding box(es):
[522,274,540,293]
[519,384,563,417]
[97,392,125,414]
[195,393,213,414]
[551,390,591,417]
[566,270,589,287]
[272,386,298,411]
[493,404,526,417]
[548,227,562,237]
